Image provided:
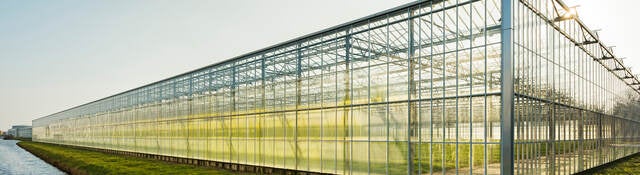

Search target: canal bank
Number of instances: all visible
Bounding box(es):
[0,139,65,175]
[17,141,239,175]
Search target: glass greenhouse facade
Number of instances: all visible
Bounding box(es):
[32,0,640,174]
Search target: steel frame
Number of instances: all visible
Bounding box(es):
[31,0,640,174]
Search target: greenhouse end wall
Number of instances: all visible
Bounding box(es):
[31,0,640,174]
[510,0,640,174]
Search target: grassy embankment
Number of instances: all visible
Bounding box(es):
[590,153,640,174]
[17,141,240,175]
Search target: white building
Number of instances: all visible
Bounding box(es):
[7,125,32,138]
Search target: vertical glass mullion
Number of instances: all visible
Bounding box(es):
[429,1,436,174]
[467,1,474,173]
[416,5,423,174]
[440,4,447,174]
[366,20,372,175]
[385,15,391,175]
[454,1,460,174]
[483,0,489,174]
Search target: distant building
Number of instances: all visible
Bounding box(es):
[7,128,15,136]
[7,125,32,138]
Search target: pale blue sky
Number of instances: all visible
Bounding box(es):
[0,0,638,130]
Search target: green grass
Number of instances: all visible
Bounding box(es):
[591,153,640,175]
[17,141,241,175]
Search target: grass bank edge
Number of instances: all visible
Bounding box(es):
[17,141,86,175]
[17,141,237,175]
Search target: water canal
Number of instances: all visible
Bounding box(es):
[0,139,65,175]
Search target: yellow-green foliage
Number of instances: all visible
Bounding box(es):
[17,141,240,175]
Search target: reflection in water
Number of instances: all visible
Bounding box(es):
[0,140,65,175]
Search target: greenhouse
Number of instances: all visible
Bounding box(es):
[32,0,640,174]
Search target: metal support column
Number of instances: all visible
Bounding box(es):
[500,0,514,174]
[231,66,237,162]
[343,30,352,174]
[407,7,418,175]
[296,44,302,170]
[260,55,266,166]
[187,74,193,158]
